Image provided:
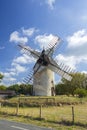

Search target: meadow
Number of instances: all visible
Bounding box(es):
[0,96,87,130]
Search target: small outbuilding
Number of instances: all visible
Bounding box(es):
[0,90,15,98]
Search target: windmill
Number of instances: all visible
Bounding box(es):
[18,36,74,96]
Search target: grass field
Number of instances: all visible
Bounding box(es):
[0,96,87,130]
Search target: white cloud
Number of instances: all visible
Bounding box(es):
[66,29,87,58]
[11,62,27,74]
[80,15,87,21]
[9,27,38,44]
[55,54,77,69]
[67,29,87,48]
[55,29,87,70]
[2,71,17,86]
[13,55,28,64]
[1,76,16,86]
[15,64,26,73]
[12,53,35,65]
[10,52,35,75]
[22,27,38,37]
[4,72,12,78]
[4,71,17,79]
[4,77,16,82]
[1,55,29,86]
[81,71,87,74]
[46,0,56,9]
[55,53,87,71]
[35,34,56,49]
[10,31,28,44]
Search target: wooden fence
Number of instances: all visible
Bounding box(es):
[0,101,87,126]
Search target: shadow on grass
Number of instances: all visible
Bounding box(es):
[60,120,87,127]
[29,117,87,129]
[45,119,87,129]
[25,115,87,129]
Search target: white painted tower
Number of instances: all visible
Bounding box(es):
[33,68,55,96]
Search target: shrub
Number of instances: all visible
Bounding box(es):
[74,88,87,98]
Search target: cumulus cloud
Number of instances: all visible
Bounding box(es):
[55,29,87,70]
[81,70,87,74]
[16,64,26,73]
[13,56,27,64]
[35,34,56,49]
[4,74,16,81]
[55,54,87,70]
[3,62,26,81]
[2,53,33,86]
[22,27,38,37]
[46,0,56,9]
[1,71,16,86]
[1,61,27,86]
[12,53,35,65]
[7,52,35,84]
[10,31,28,44]
[66,29,87,57]
[81,15,87,21]
[67,29,87,48]
[9,27,38,44]
[55,54,77,69]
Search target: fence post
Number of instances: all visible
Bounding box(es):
[16,98,20,115]
[0,102,2,108]
[40,105,42,119]
[16,102,19,115]
[72,106,75,124]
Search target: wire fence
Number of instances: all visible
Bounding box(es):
[0,101,87,126]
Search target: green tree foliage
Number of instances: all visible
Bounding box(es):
[7,84,33,95]
[55,83,67,95]
[18,84,33,95]
[74,88,87,98]
[0,85,6,90]
[55,72,87,96]
[0,73,4,82]
[7,84,20,94]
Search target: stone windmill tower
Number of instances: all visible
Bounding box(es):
[18,36,73,96]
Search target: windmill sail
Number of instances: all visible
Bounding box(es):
[18,44,41,59]
[48,58,74,81]
[22,70,34,84]
[45,36,62,56]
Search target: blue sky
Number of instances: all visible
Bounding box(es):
[0,0,87,86]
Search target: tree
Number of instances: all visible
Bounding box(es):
[74,88,87,98]
[0,73,4,82]
[7,84,20,94]
[55,83,68,95]
[55,72,87,96]
[19,84,33,95]
[0,85,6,90]
[7,84,33,95]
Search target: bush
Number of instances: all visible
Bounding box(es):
[74,88,87,98]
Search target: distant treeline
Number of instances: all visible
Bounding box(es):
[0,84,33,96]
